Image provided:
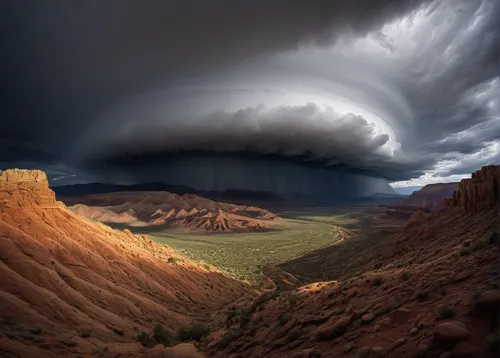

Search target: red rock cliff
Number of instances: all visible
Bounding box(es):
[442,165,500,214]
[0,169,251,357]
[0,169,56,207]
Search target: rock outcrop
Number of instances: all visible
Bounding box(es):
[0,169,57,207]
[443,165,500,214]
[402,182,457,210]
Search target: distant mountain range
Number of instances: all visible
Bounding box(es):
[401,182,458,210]
[52,182,284,206]
[53,182,407,207]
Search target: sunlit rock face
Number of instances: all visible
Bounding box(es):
[92,155,395,203]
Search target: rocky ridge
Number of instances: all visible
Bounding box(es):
[402,182,458,210]
[443,166,500,214]
[63,192,278,232]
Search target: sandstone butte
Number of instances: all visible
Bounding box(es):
[1,167,500,358]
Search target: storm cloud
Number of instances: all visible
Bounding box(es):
[81,104,390,165]
[1,0,499,191]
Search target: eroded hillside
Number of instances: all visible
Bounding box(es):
[0,169,253,357]
[62,192,277,232]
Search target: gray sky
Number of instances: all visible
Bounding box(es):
[1,0,499,189]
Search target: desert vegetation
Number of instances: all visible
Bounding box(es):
[147,209,358,281]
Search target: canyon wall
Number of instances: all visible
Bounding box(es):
[443,165,500,214]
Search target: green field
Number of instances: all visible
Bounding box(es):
[146,208,367,281]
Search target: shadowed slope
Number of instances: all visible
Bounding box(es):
[205,166,500,358]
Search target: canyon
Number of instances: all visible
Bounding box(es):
[0,167,499,357]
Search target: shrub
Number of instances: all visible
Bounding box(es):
[168,257,178,263]
[401,271,410,281]
[416,291,429,301]
[373,277,383,286]
[228,307,254,328]
[138,331,149,346]
[437,306,456,320]
[178,323,210,342]
[153,324,172,346]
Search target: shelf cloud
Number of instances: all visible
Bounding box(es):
[1,0,499,192]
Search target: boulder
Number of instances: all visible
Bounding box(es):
[361,313,375,324]
[476,290,500,308]
[433,321,470,346]
[416,344,429,356]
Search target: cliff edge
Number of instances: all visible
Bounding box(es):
[443,165,500,214]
